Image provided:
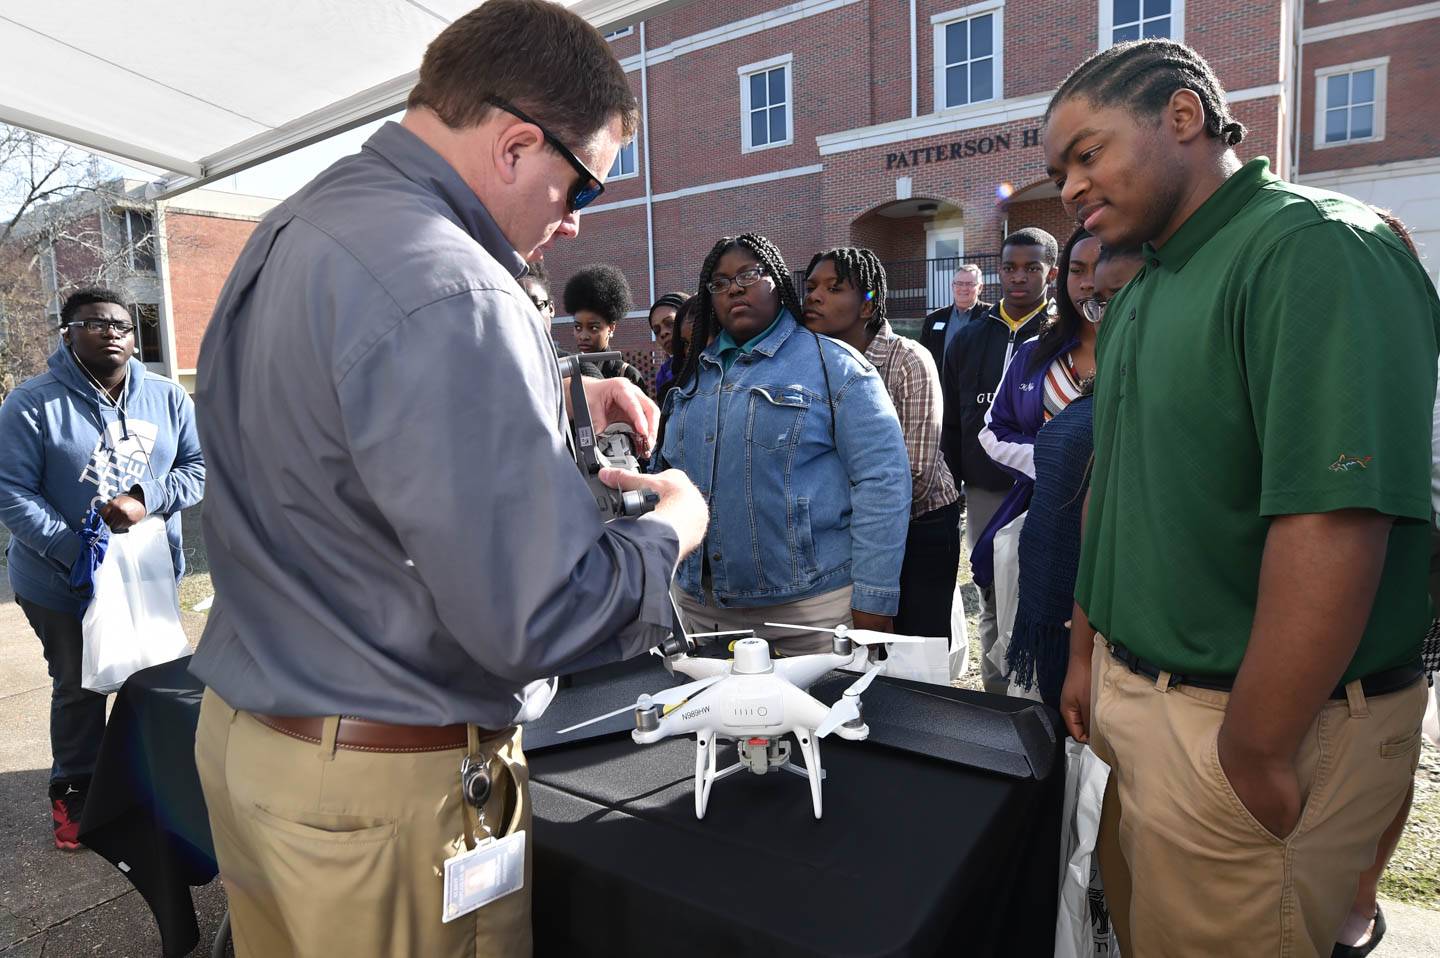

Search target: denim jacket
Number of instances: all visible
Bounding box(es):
[656,311,910,614]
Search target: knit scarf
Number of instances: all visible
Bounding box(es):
[1006,397,1094,705]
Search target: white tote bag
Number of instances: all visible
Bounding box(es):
[1055,740,1121,958]
[81,516,191,693]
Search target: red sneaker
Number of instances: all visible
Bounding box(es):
[48,781,86,851]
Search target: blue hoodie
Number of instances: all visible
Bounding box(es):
[0,345,205,615]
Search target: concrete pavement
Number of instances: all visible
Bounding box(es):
[0,595,228,957]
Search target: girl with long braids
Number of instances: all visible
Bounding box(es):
[654,234,910,654]
[1006,240,1142,707]
[802,247,960,639]
[969,227,1099,609]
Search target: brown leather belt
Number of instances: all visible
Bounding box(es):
[252,713,508,753]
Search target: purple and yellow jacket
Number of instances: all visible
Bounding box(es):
[970,333,1078,589]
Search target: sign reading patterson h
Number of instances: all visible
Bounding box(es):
[885,127,1040,170]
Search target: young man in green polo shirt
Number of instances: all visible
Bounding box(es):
[1044,40,1439,956]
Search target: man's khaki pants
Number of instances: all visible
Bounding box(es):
[195,689,531,958]
[1089,638,1425,957]
[673,584,853,655]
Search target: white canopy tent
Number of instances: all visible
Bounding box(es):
[0,0,681,198]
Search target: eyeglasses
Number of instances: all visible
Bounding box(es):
[1081,298,1108,324]
[487,98,605,213]
[706,266,766,295]
[67,320,135,335]
[531,298,553,313]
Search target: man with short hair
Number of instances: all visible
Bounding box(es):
[919,263,988,372]
[190,2,707,954]
[1049,39,1439,955]
[0,288,204,850]
[940,229,1056,694]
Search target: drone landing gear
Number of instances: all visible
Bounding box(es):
[692,732,827,820]
[793,730,823,819]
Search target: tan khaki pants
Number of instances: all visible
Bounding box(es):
[1088,638,1424,957]
[195,689,531,958]
[673,584,853,655]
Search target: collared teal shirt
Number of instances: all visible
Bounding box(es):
[1076,157,1440,682]
[714,313,784,372]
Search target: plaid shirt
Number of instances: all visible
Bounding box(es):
[864,320,961,518]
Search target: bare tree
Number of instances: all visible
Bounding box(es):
[0,124,160,400]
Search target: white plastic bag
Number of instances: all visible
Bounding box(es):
[949,581,969,680]
[985,512,1042,700]
[884,632,955,685]
[81,516,191,693]
[884,580,971,686]
[1055,740,1120,958]
[1424,676,1439,748]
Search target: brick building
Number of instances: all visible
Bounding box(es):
[15,180,275,393]
[157,191,276,392]
[542,0,1440,366]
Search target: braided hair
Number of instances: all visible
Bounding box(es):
[804,246,889,334]
[1046,39,1246,148]
[675,233,803,390]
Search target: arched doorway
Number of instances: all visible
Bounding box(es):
[1000,179,1074,245]
[849,196,968,322]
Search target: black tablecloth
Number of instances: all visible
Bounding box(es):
[527,687,1064,957]
[78,655,216,958]
[78,657,1064,958]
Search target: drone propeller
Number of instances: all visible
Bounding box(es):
[687,629,754,639]
[816,663,886,737]
[557,674,724,734]
[763,622,928,646]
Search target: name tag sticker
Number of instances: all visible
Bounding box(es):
[442,830,525,923]
[932,322,946,331]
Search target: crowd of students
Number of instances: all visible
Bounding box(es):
[5,13,1436,954]
[527,223,1137,672]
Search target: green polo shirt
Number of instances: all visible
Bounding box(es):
[1076,158,1440,682]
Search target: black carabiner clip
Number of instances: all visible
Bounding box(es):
[460,755,492,809]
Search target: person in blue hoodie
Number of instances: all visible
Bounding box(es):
[654,234,910,653]
[0,288,204,850]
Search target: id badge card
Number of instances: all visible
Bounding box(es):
[441,830,526,923]
[932,321,946,331]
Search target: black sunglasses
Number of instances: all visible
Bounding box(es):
[487,97,605,213]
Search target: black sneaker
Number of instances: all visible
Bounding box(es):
[48,779,88,851]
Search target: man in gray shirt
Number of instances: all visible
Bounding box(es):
[190,3,706,954]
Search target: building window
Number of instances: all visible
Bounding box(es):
[932,1,1004,111]
[1315,59,1387,148]
[608,141,638,180]
[120,208,156,274]
[603,26,633,40]
[130,303,163,364]
[1100,0,1184,49]
[738,54,793,152]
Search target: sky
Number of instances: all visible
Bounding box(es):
[112,113,398,201]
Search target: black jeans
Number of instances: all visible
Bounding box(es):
[893,500,962,638]
[16,595,106,784]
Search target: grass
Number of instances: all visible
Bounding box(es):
[1383,742,1440,907]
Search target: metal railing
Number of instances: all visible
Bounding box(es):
[880,254,1000,318]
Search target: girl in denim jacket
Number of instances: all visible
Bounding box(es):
[654,234,911,655]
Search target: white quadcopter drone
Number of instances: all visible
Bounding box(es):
[558,622,930,819]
